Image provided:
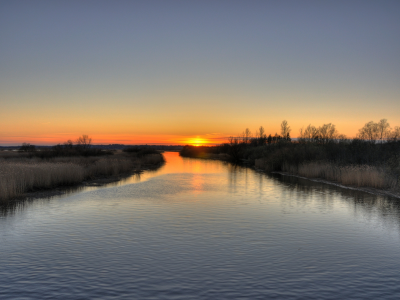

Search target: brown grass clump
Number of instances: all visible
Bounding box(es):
[0,152,164,202]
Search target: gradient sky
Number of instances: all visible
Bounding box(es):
[1,0,399,145]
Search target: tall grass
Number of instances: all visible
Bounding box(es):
[86,157,139,177]
[254,154,398,190]
[0,153,164,202]
[280,162,396,189]
[0,161,84,201]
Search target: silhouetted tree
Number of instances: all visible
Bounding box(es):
[19,143,36,152]
[390,126,400,141]
[64,140,74,149]
[273,133,282,143]
[76,135,92,149]
[281,120,291,140]
[358,121,379,142]
[242,128,252,144]
[285,132,291,142]
[318,123,338,144]
[254,126,266,146]
[377,119,391,143]
[299,123,339,144]
[299,124,319,142]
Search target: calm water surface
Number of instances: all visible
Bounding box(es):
[1,152,400,299]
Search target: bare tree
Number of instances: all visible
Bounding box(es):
[63,140,74,149]
[242,128,252,144]
[280,120,291,138]
[318,123,338,144]
[299,123,339,143]
[76,135,92,149]
[258,126,265,139]
[357,121,379,142]
[228,136,239,145]
[255,126,266,145]
[377,119,391,143]
[390,126,400,141]
[299,124,318,142]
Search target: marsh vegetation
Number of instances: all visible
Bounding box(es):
[0,136,164,202]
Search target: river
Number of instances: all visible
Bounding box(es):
[1,152,400,299]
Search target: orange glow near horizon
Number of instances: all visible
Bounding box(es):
[0,134,228,146]
[4,120,400,146]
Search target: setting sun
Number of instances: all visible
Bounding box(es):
[185,137,209,146]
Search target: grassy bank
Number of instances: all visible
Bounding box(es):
[0,150,164,203]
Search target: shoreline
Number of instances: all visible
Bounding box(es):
[4,162,164,204]
[180,152,400,199]
[269,171,400,199]
[0,151,165,204]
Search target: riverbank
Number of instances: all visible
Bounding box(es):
[180,143,400,198]
[271,171,400,199]
[0,150,164,203]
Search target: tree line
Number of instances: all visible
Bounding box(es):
[229,120,292,147]
[17,135,112,158]
[357,119,400,143]
[228,119,400,146]
[180,119,400,183]
[19,135,92,152]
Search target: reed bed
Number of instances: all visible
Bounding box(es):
[86,158,140,178]
[255,158,397,189]
[281,162,396,190]
[0,162,84,201]
[0,153,164,202]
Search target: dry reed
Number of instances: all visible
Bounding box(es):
[0,153,164,202]
[0,162,84,201]
[281,162,396,190]
[255,158,397,190]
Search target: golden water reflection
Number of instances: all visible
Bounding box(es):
[123,152,227,185]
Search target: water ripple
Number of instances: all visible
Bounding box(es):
[1,153,400,299]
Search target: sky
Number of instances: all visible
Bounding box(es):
[1,0,399,145]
